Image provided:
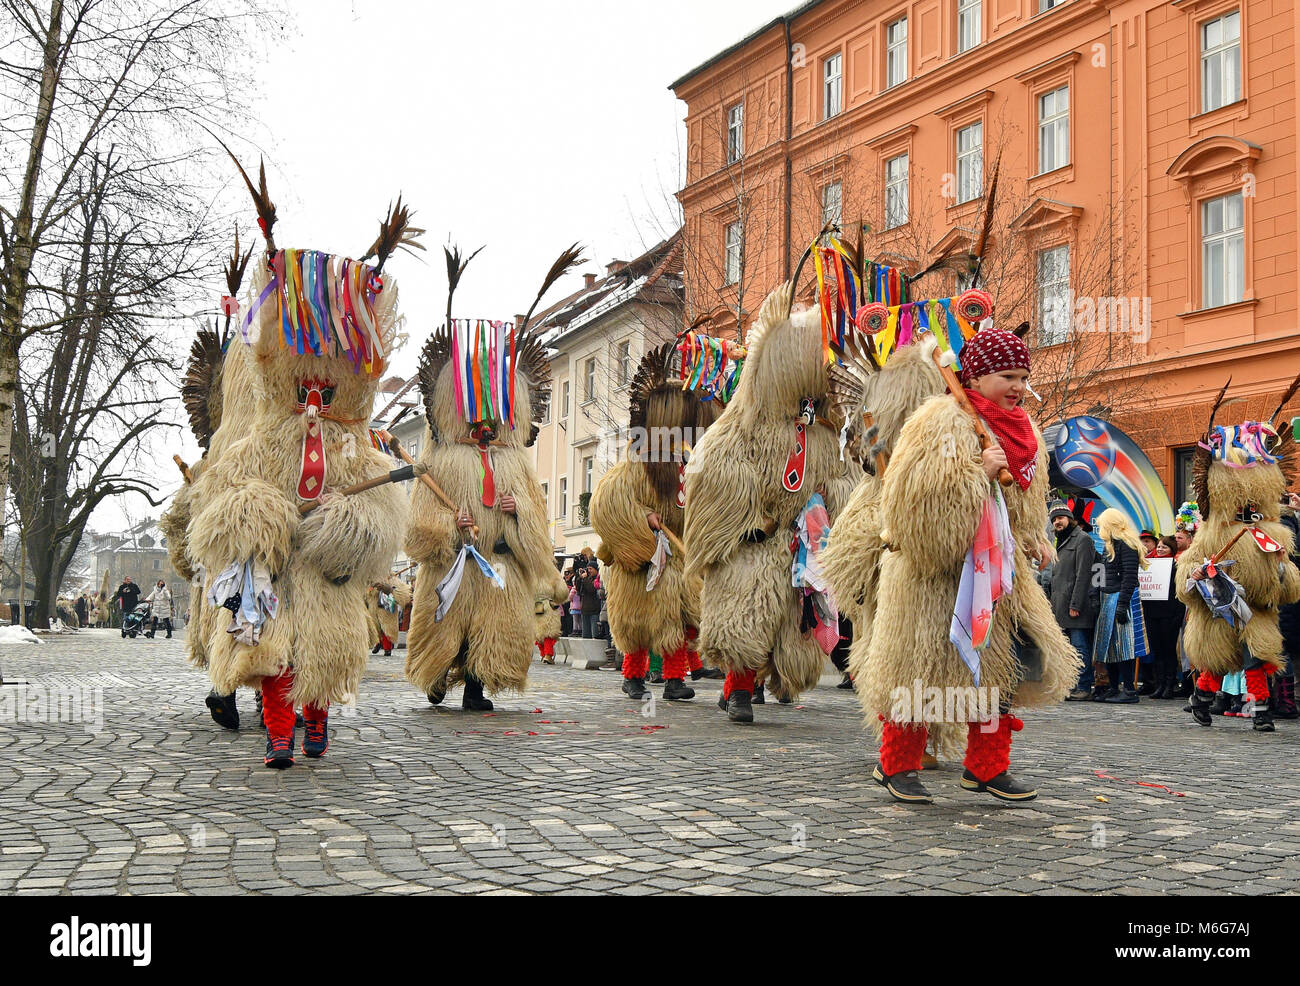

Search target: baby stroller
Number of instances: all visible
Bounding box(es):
[121,601,151,638]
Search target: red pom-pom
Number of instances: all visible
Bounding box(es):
[856,303,889,334]
[956,288,994,323]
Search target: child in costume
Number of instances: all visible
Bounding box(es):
[366,579,413,657]
[590,342,723,703]
[403,246,580,710]
[1177,377,1300,732]
[187,163,416,767]
[857,320,1079,804]
[1090,508,1148,704]
[535,569,569,664]
[684,283,859,723]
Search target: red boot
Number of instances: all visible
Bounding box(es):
[262,670,296,769]
[961,715,1036,801]
[1244,667,1275,732]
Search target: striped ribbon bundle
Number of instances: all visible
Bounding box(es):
[451,318,517,427]
[368,429,392,455]
[863,296,982,369]
[678,332,744,403]
[241,249,387,377]
[813,244,915,367]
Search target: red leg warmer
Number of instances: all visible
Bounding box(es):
[539,637,556,657]
[723,669,756,699]
[261,670,296,738]
[879,720,928,776]
[1196,670,1223,693]
[303,701,328,724]
[380,634,394,650]
[963,714,1023,783]
[687,651,703,672]
[622,649,649,680]
[1244,667,1270,703]
[663,647,690,681]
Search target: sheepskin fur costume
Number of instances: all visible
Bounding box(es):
[365,578,413,650]
[684,283,858,700]
[590,342,720,664]
[1176,386,1300,677]
[855,390,1080,757]
[534,568,569,643]
[403,257,566,698]
[186,258,408,708]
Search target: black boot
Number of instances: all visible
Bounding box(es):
[1273,673,1299,719]
[622,677,648,699]
[879,769,932,804]
[960,770,1038,802]
[1209,691,1230,716]
[427,673,448,705]
[691,666,725,680]
[462,675,494,712]
[1189,688,1215,726]
[751,683,766,705]
[1105,683,1139,704]
[371,641,383,654]
[205,690,239,730]
[718,689,754,723]
[663,678,695,701]
[1252,706,1276,732]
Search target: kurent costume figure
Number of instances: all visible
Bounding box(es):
[855,320,1079,804]
[185,162,417,767]
[534,569,569,664]
[590,342,722,702]
[403,247,580,710]
[1177,377,1300,732]
[685,283,858,723]
[366,579,413,657]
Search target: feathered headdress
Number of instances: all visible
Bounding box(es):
[418,243,584,445]
[182,232,252,448]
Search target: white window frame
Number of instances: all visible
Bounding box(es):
[887,18,908,88]
[823,53,843,119]
[617,340,631,385]
[727,102,744,163]
[561,380,570,419]
[1036,244,1071,345]
[583,456,594,495]
[1201,191,1244,309]
[1037,85,1069,175]
[958,0,981,53]
[1200,11,1242,114]
[559,477,568,521]
[583,357,596,402]
[956,121,983,204]
[885,153,909,229]
[724,221,742,285]
[1039,0,1064,11]
[821,182,843,229]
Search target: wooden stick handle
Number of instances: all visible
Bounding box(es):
[931,357,1014,487]
[173,455,194,485]
[298,463,425,515]
[383,432,479,537]
[1210,526,1250,567]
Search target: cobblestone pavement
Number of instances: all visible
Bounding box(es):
[1,630,1298,896]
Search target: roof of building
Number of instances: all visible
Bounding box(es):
[530,231,684,350]
[668,0,827,92]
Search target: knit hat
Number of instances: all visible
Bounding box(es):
[958,327,1030,384]
[1048,500,1073,522]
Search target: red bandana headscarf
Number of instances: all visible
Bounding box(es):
[959,327,1037,490]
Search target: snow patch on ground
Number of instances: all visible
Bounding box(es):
[0,624,43,644]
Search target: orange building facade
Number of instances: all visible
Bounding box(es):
[671,0,1298,514]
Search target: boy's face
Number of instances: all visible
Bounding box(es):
[971,368,1029,410]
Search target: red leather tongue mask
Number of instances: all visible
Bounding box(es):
[474,426,496,508]
[296,380,333,501]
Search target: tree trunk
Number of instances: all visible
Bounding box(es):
[0,0,64,538]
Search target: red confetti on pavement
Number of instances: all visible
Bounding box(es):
[1093,770,1187,797]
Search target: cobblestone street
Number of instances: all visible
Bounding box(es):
[2,630,1298,895]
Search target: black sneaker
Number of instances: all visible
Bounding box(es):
[1105,686,1139,704]
[427,675,447,705]
[371,642,382,654]
[205,690,240,730]
[752,684,766,705]
[1252,708,1275,732]
[882,770,933,804]
[837,673,854,690]
[721,690,754,723]
[960,769,1038,802]
[302,716,329,758]
[462,676,494,712]
[1189,688,1215,726]
[663,678,695,701]
[264,731,295,769]
[622,677,648,700]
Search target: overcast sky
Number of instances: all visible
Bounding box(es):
[118,0,796,533]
